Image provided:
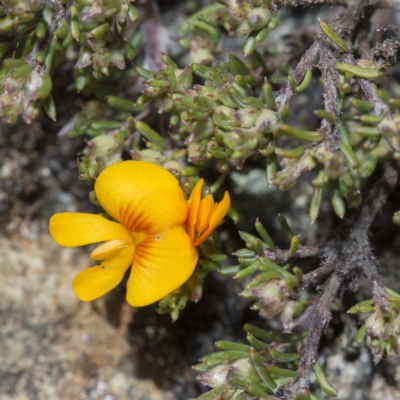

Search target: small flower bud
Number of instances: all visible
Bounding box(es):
[175,66,193,90]
[365,311,385,338]
[255,109,279,134]
[197,364,232,388]
[246,7,270,30]
[236,19,252,36]
[231,358,254,381]
[88,134,121,157]
[378,116,400,152]
[390,314,400,333]
[233,107,258,128]
[248,279,287,318]
[280,300,304,329]
[131,149,162,163]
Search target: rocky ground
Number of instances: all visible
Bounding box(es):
[2,2,400,400]
[0,233,175,400]
[2,213,400,399]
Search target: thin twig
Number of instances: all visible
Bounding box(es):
[290,272,344,394]
[300,261,336,289]
[352,166,397,310]
[289,166,398,393]
[355,166,397,229]
[275,41,320,110]
[264,244,320,264]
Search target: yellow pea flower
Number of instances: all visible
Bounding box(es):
[50,161,198,307]
[186,178,230,246]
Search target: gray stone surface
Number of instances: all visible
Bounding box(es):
[0,232,174,400]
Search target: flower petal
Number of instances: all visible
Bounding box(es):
[73,244,135,301]
[193,191,230,246]
[49,213,132,247]
[95,161,188,233]
[186,178,204,242]
[126,226,198,307]
[90,239,130,260]
[209,191,231,228]
[195,194,214,235]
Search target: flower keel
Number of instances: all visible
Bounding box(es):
[73,244,136,301]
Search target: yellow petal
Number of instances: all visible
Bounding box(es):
[186,178,204,242]
[73,244,135,301]
[195,195,214,235]
[95,161,188,233]
[90,239,130,260]
[193,191,230,246]
[209,191,231,229]
[49,213,132,247]
[126,226,198,307]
